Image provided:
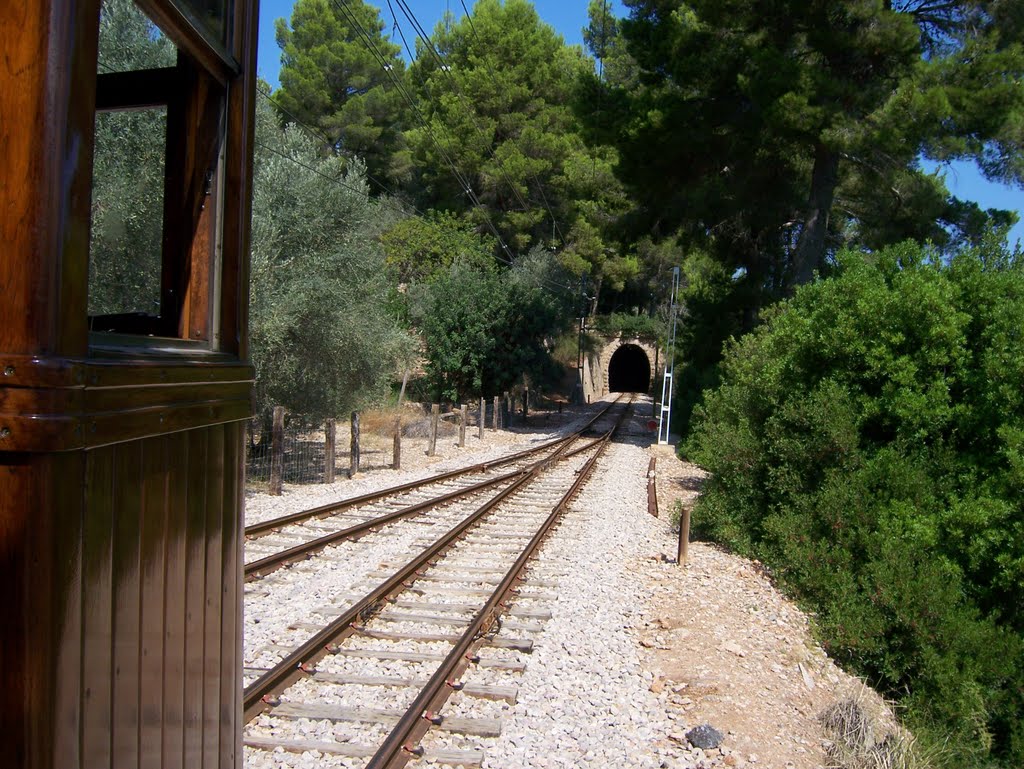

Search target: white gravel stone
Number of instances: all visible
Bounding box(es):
[245,399,704,768]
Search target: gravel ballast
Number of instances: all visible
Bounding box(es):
[244,399,899,769]
[418,434,703,769]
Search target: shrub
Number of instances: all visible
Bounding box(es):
[592,311,662,341]
[686,237,1024,767]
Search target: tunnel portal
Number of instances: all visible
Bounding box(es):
[608,343,651,393]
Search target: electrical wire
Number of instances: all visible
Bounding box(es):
[263,2,577,295]
[256,90,575,292]
[256,82,410,200]
[394,0,565,247]
[328,0,520,262]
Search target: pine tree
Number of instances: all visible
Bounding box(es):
[273,0,411,185]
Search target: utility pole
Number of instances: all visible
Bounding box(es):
[658,267,680,445]
[574,274,588,405]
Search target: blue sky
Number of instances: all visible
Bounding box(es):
[256,0,1022,248]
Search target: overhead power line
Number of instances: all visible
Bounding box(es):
[256,82,410,200]
[327,0,518,261]
[394,0,568,248]
[260,1,576,294]
[456,0,569,248]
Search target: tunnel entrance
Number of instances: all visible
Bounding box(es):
[608,343,651,393]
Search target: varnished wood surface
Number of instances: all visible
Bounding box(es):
[1,1,259,767]
[164,56,223,341]
[0,356,253,452]
[219,0,260,358]
[1,424,247,769]
[0,0,98,357]
[135,0,238,85]
[95,67,178,110]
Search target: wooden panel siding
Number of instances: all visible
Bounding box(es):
[0,1,258,766]
[74,425,245,768]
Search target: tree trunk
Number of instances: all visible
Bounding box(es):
[397,368,410,407]
[791,143,840,289]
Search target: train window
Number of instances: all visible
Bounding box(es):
[88,107,168,321]
[174,0,230,45]
[89,0,227,344]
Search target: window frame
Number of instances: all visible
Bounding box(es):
[88,0,239,350]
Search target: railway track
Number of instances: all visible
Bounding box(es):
[243,398,621,581]
[242,398,633,768]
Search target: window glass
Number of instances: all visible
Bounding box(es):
[89,0,180,329]
[177,0,229,45]
[90,0,228,342]
[88,107,167,322]
[97,0,176,73]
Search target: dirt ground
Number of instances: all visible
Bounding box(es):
[641,444,904,768]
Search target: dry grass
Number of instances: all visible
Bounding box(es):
[358,404,412,435]
[359,403,457,439]
[820,696,930,769]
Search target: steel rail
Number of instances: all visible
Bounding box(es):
[366,401,632,769]
[244,466,527,580]
[244,397,620,538]
[241,398,629,723]
[243,403,622,580]
[242,469,538,722]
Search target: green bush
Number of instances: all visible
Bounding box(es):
[686,237,1024,767]
[592,311,662,341]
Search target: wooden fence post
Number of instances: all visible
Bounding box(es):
[459,404,467,447]
[392,418,401,470]
[269,406,285,496]
[324,418,336,484]
[350,411,360,477]
[678,505,692,566]
[478,397,485,440]
[646,457,658,517]
[523,387,529,424]
[492,395,500,430]
[428,403,439,456]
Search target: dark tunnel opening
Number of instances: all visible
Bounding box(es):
[608,344,651,393]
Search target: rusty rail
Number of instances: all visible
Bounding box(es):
[244,396,621,539]
[243,398,630,726]
[244,467,527,580]
[366,403,632,769]
[242,470,537,722]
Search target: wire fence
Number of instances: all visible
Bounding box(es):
[245,419,403,488]
[245,392,564,491]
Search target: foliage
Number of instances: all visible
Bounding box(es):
[409,248,574,402]
[380,209,495,284]
[89,0,176,316]
[404,0,634,305]
[273,0,411,185]
[599,0,1024,294]
[249,96,412,426]
[591,312,660,341]
[686,237,1024,767]
[673,249,748,437]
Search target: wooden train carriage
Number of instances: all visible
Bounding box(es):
[1,0,259,767]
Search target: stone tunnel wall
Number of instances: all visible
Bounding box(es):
[580,335,660,402]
